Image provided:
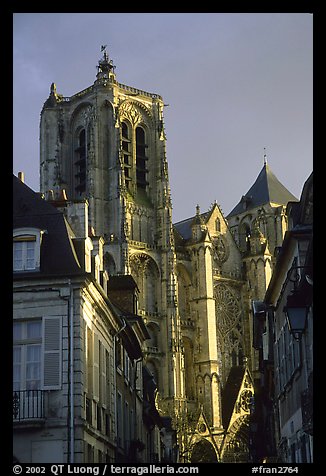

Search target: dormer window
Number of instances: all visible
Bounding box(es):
[13,228,44,272]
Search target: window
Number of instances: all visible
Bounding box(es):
[239,222,251,252]
[116,338,123,371]
[136,127,148,190]
[13,317,62,391]
[124,401,130,450]
[74,127,89,196]
[13,228,43,271]
[13,320,42,390]
[117,392,123,447]
[120,122,150,193]
[122,122,132,189]
[124,352,130,383]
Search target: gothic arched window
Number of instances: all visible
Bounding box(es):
[183,337,195,400]
[74,128,87,196]
[121,121,132,189]
[136,127,148,190]
[239,222,251,252]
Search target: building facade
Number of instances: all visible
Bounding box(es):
[13,175,164,463]
[35,48,303,462]
[263,173,313,462]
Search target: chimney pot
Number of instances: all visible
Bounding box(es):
[18,172,25,183]
[46,190,55,201]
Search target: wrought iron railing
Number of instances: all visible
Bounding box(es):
[13,390,45,421]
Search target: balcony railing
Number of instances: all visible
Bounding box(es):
[13,390,45,421]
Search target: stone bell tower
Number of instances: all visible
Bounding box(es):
[40,47,185,413]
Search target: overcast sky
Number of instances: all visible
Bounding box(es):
[13,12,313,223]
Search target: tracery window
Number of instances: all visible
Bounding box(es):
[214,283,241,335]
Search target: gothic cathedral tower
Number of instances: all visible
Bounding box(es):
[39,49,298,463]
[40,48,184,417]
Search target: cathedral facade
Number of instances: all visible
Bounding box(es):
[39,49,297,462]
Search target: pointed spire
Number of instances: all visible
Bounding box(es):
[263,147,267,165]
[192,203,204,228]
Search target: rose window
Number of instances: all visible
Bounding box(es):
[215,284,241,334]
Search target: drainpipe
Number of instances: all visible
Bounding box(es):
[69,280,75,463]
[60,281,75,463]
[113,318,126,454]
[134,357,143,448]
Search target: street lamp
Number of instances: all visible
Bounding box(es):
[284,291,309,340]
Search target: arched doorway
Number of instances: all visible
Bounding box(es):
[190,439,218,463]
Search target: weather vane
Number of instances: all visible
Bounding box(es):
[100,45,109,61]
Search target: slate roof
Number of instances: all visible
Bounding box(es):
[174,210,211,241]
[107,274,139,292]
[13,175,82,277]
[227,163,298,218]
[222,365,245,429]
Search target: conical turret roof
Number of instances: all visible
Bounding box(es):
[227,162,298,217]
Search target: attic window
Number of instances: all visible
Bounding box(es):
[241,195,252,211]
[13,228,44,272]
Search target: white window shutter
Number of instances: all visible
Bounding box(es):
[87,326,93,393]
[100,344,107,407]
[93,333,100,402]
[42,316,62,390]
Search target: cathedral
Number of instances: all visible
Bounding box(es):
[39,48,297,463]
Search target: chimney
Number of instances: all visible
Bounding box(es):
[46,190,55,201]
[18,172,25,183]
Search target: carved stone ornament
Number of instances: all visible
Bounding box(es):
[239,389,253,412]
[119,100,151,126]
[130,253,151,273]
[213,234,229,264]
[198,423,207,434]
[82,105,96,125]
